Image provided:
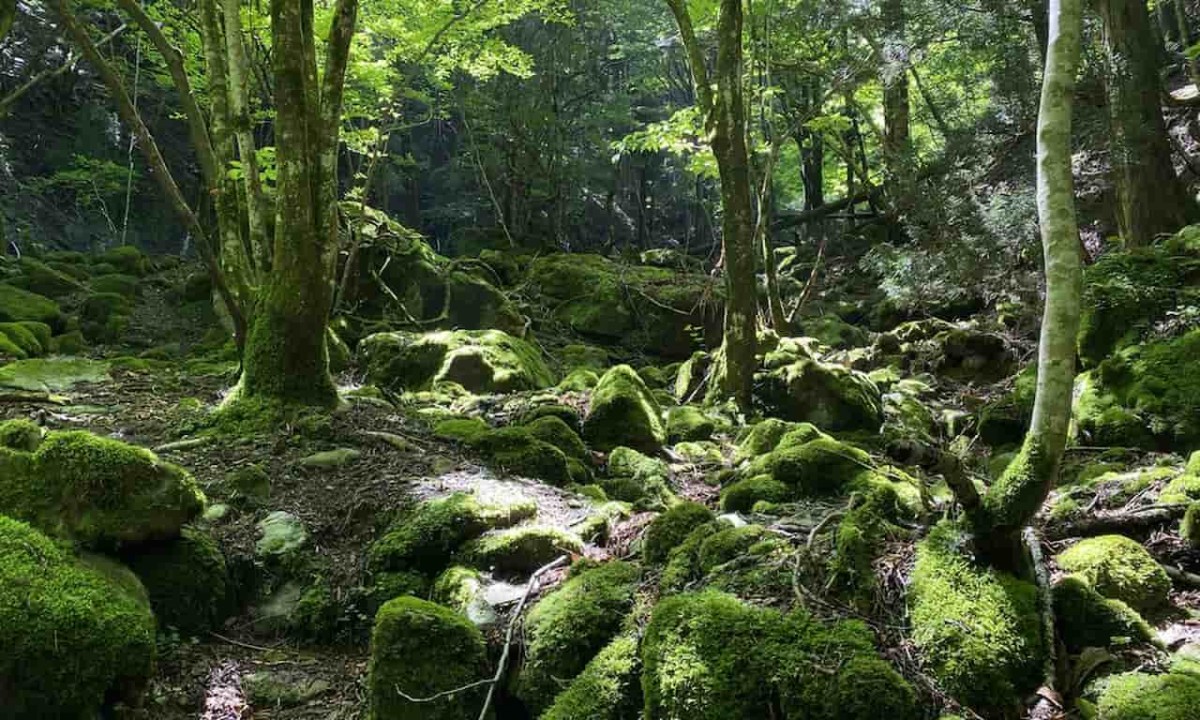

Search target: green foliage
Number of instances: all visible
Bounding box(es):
[1056,535,1171,612]
[367,596,490,720]
[0,515,156,717]
[516,561,641,713]
[909,522,1043,714]
[642,501,714,564]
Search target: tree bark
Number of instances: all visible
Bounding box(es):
[973,0,1083,572]
[881,0,911,175]
[1,0,15,40]
[238,0,358,408]
[665,0,758,410]
[1097,0,1196,246]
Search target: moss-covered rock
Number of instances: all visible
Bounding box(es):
[797,314,871,349]
[933,327,1015,382]
[659,522,720,593]
[431,566,496,626]
[368,492,534,575]
[91,273,139,298]
[697,524,767,573]
[1052,575,1155,652]
[541,633,642,720]
[909,522,1043,714]
[978,363,1038,448]
[0,357,110,391]
[752,436,871,495]
[733,418,822,461]
[1183,503,1200,548]
[515,561,640,714]
[360,329,554,393]
[524,415,589,462]
[255,511,309,566]
[124,525,229,636]
[673,350,711,401]
[1095,668,1200,720]
[643,501,715,564]
[559,367,601,392]
[465,525,583,574]
[10,257,85,298]
[0,322,45,357]
[665,405,716,443]
[433,416,490,444]
[0,283,63,330]
[720,475,792,513]
[101,245,150,276]
[0,430,205,548]
[522,402,583,429]
[1056,535,1171,612]
[584,365,666,453]
[80,291,131,342]
[474,426,574,485]
[602,446,672,508]
[0,418,41,452]
[0,515,156,717]
[642,590,917,720]
[367,596,490,719]
[755,359,882,432]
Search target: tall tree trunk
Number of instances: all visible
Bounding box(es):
[665,0,758,410]
[238,0,358,408]
[1097,0,1196,246]
[972,0,1083,572]
[881,0,911,175]
[1,0,15,40]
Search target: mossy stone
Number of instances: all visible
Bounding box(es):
[0,283,63,330]
[361,329,554,393]
[754,436,872,496]
[755,359,882,432]
[100,245,150,276]
[433,416,490,444]
[603,446,672,508]
[720,475,792,513]
[367,596,490,720]
[125,525,229,636]
[1052,575,1155,652]
[80,292,132,342]
[524,415,589,462]
[1095,668,1200,720]
[0,322,44,357]
[516,561,641,714]
[643,501,714,564]
[465,525,583,574]
[90,273,139,298]
[256,511,309,562]
[541,633,642,720]
[584,365,666,453]
[666,405,716,443]
[0,515,156,717]
[522,403,582,429]
[1183,503,1200,548]
[0,418,41,452]
[11,258,85,298]
[1057,535,1171,612]
[475,427,574,485]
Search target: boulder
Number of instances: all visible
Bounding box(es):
[541,634,643,720]
[642,501,714,564]
[755,359,882,432]
[360,329,554,393]
[584,365,666,453]
[464,525,583,574]
[125,525,230,636]
[1056,535,1171,612]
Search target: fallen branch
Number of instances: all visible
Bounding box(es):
[1163,564,1200,590]
[1041,505,1188,541]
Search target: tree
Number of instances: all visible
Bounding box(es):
[665,0,758,410]
[1,0,14,40]
[1096,0,1196,246]
[236,0,359,409]
[970,0,1083,570]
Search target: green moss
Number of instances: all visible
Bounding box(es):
[559,368,601,392]
[0,322,43,357]
[1183,503,1200,548]
[603,446,673,508]
[368,571,428,611]
[368,493,533,575]
[465,525,583,574]
[431,566,490,621]
[798,314,870,349]
[659,522,720,593]
[978,364,1038,447]
[101,245,150,276]
[475,427,573,485]
[124,526,229,636]
[584,365,666,453]
[560,343,610,371]
[1160,471,1200,505]
[80,291,132,342]
[11,257,85,298]
[1057,535,1171,612]
[734,418,821,460]
[522,403,582,429]
[367,596,490,719]
[0,418,41,451]
[666,406,716,443]
[829,488,907,604]
[697,524,767,573]
[643,501,715,564]
[755,359,882,432]
[0,515,156,717]
[673,441,724,464]
[1052,575,1155,652]
[0,283,63,329]
[433,416,490,444]
[516,561,640,714]
[90,273,139,298]
[361,329,554,393]
[674,350,711,401]
[641,590,917,720]
[525,415,589,461]
[754,437,873,496]
[1096,669,1200,720]
[909,521,1043,714]
[720,475,791,513]
[541,633,643,720]
[0,430,204,548]
[0,331,25,358]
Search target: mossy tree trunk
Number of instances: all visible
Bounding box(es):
[0,0,14,41]
[971,0,1083,571]
[666,0,758,410]
[237,0,358,408]
[881,0,911,178]
[1097,0,1196,246]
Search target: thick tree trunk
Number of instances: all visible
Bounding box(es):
[881,0,911,174]
[1,0,15,40]
[973,0,1083,572]
[1097,0,1196,246]
[238,0,357,408]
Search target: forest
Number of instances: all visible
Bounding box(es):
[2,0,1200,718]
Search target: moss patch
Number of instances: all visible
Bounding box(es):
[124,525,229,636]
[1095,668,1200,720]
[1056,535,1171,612]
[360,329,554,393]
[541,633,643,720]
[643,501,715,564]
[0,358,110,392]
[465,525,583,574]
[584,365,666,453]
[755,359,882,432]
[1052,575,1155,652]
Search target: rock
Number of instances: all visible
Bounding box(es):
[584,365,666,453]
[80,292,132,342]
[256,511,309,561]
[1052,575,1155,652]
[124,526,230,636]
[559,343,610,371]
[465,525,583,574]
[298,447,362,468]
[673,350,711,401]
[909,522,1043,714]
[100,246,150,276]
[796,314,871,349]
[0,516,156,717]
[1056,535,1171,612]
[1183,503,1200,548]
[521,403,583,430]
[602,446,672,508]
[432,566,497,626]
[0,283,64,330]
[643,501,715,564]
[368,492,535,576]
[0,418,41,452]
[243,670,332,708]
[367,596,490,720]
[720,475,792,513]
[0,430,205,548]
[1095,667,1200,720]
[977,364,1038,448]
[642,590,918,720]
[734,419,823,461]
[360,329,554,393]
[9,258,85,299]
[474,427,574,485]
[523,415,589,462]
[934,327,1015,382]
[666,406,716,443]
[541,634,643,720]
[516,561,641,714]
[755,359,882,432]
[0,358,110,392]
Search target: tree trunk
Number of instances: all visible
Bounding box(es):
[972,0,1083,572]
[665,0,758,410]
[237,0,358,409]
[1097,0,1196,246]
[1,0,15,40]
[881,0,911,175]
